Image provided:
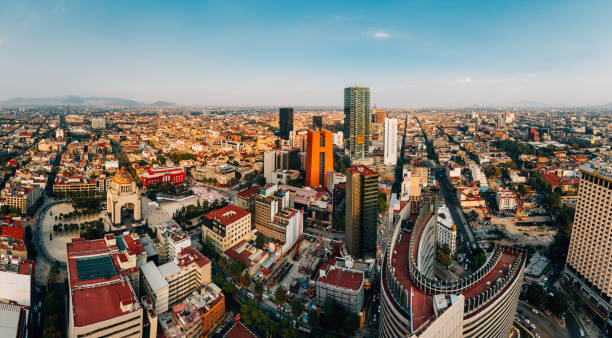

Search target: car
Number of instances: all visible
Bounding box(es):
[525,319,530,325]
[579,329,585,336]
[535,334,541,338]
[531,308,539,314]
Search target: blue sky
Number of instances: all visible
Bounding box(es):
[1,0,611,106]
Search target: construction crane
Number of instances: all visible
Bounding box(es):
[300,235,323,274]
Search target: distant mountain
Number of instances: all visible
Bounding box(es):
[0,96,174,107]
[149,100,175,108]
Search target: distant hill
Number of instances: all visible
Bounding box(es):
[0,96,175,107]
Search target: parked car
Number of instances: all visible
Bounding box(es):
[531,308,539,314]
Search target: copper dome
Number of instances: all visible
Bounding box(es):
[113,167,133,184]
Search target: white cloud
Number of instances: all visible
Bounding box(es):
[456,76,472,84]
[373,31,390,39]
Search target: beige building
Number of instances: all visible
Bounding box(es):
[564,159,612,330]
[202,204,251,252]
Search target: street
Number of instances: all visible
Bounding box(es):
[517,302,571,338]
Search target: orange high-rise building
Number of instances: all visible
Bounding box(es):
[306,128,333,188]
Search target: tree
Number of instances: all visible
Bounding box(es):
[241,271,251,288]
[255,235,264,249]
[229,260,246,280]
[547,291,569,316]
[378,191,388,214]
[526,284,547,307]
[275,286,288,309]
[290,298,304,319]
[472,249,487,269]
[254,281,264,299]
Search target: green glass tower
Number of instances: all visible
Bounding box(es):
[344,87,371,160]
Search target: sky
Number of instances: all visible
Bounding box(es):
[1,0,611,107]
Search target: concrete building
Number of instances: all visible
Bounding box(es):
[107,167,142,225]
[158,283,225,338]
[316,262,365,314]
[235,186,261,224]
[66,236,145,338]
[379,202,526,338]
[345,165,378,258]
[564,158,612,331]
[496,189,517,211]
[202,204,252,252]
[0,303,28,338]
[333,131,344,148]
[224,240,269,276]
[344,87,371,160]
[436,204,457,255]
[141,246,212,314]
[305,128,333,188]
[384,118,398,166]
[155,221,192,263]
[91,117,106,129]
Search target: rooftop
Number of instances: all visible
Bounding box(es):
[71,278,139,327]
[318,265,364,291]
[204,204,250,227]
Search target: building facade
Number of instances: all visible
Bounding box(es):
[384,118,398,166]
[107,167,142,225]
[202,205,252,252]
[564,159,612,331]
[379,202,526,338]
[140,166,186,189]
[345,165,378,258]
[344,87,371,160]
[305,128,333,188]
[316,263,365,314]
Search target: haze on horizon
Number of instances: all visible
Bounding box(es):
[1,0,611,107]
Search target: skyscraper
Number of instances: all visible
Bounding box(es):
[344,87,371,160]
[384,117,397,166]
[305,128,333,188]
[564,158,612,331]
[374,109,386,124]
[345,165,378,258]
[312,115,323,129]
[279,107,294,140]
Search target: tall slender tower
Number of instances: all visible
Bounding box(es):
[564,157,612,329]
[384,117,398,166]
[305,128,333,188]
[279,107,294,140]
[344,87,371,160]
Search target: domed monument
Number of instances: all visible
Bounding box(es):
[107,167,142,225]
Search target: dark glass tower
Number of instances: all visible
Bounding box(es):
[312,115,323,129]
[279,107,294,140]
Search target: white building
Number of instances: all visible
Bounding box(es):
[384,118,398,166]
[496,189,517,211]
[327,171,346,193]
[316,263,364,314]
[469,164,489,192]
[156,221,192,263]
[436,204,457,255]
[263,150,277,184]
[333,131,344,148]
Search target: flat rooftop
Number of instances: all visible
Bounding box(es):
[71,279,138,327]
[318,266,364,291]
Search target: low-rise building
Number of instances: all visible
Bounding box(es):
[141,246,212,314]
[224,240,269,276]
[156,221,192,263]
[316,262,365,314]
[203,205,251,252]
[140,166,186,190]
[496,189,517,211]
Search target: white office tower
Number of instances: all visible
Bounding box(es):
[384,118,398,166]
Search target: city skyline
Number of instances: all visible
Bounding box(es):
[1,1,612,106]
